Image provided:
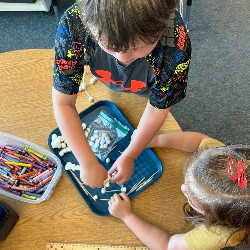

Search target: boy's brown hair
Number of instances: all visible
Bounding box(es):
[76,0,178,52]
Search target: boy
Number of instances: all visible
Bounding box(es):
[52,0,191,188]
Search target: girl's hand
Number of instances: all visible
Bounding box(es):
[108,193,133,220]
[80,162,108,188]
[108,154,134,184]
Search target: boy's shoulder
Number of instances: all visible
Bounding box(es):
[147,10,191,71]
[157,10,190,51]
[57,4,84,35]
[62,3,81,20]
[57,3,95,51]
[59,3,87,34]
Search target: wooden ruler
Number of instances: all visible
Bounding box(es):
[46,243,150,250]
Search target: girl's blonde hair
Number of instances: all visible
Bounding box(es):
[76,0,178,52]
[184,145,250,247]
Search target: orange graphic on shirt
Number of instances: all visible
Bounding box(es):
[95,70,146,93]
[177,26,186,51]
[56,59,77,70]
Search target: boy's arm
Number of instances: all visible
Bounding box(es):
[109,193,189,250]
[109,102,169,183]
[124,102,170,159]
[52,88,108,188]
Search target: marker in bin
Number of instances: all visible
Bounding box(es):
[0,145,58,200]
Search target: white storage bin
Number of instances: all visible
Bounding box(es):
[0,132,62,204]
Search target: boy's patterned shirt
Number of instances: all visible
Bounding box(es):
[53,4,192,109]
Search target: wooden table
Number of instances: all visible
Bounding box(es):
[0,49,191,250]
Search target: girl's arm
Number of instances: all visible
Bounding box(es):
[108,193,189,250]
[147,131,209,152]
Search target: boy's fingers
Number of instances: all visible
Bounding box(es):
[113,193,121,201]
[108,165,117,176]
[109,195,115,203]
[109,173,120,183]
[111,174,127,185]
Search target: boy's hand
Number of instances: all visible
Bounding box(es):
[80,162,108,188]
[108,193,133,220]
[108,154,134,184]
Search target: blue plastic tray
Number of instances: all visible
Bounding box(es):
[48,100,162,216]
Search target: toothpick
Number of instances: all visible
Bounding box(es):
[127,177,145,195]
[136,171,159,191]
[69,170,93,198]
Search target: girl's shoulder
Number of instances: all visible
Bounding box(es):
[185,225,245,250]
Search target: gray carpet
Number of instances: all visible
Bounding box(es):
[1,0,249,145]
[171,0,250,145]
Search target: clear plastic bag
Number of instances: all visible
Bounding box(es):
[87,111,129,161]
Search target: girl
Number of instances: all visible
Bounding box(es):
[108,132,250,250]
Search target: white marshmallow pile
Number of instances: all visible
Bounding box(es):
[51,134,71,157]
[82,123,113,153]
[51,124,113,168]
[65,162,81,171]
[89,130,112,150]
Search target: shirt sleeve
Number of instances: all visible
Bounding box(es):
[53,4,89,95]
[148,11,192,109]
[185,225,245,250]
